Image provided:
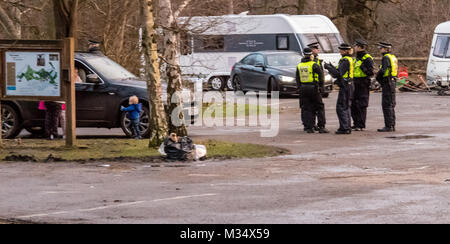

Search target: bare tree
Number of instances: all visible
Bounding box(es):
[52,0,80,39]
[159,0,192,136]
[141,0,169,147]
[0,0,48,38]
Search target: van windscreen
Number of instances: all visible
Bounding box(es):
[433,36,449,58]
[298,34,342,53]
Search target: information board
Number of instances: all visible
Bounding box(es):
[5,51,61,97]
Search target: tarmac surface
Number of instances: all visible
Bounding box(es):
[2,91,450,224]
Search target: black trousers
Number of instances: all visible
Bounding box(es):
[352,77,371,129]
[336,81,354,131]
[381,78,397,128]
[300,85,326,130]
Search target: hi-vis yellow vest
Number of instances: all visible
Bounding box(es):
[382,53,398,77]
[297,61,317,83]
[354,54,373,78]
[338,56,354,79]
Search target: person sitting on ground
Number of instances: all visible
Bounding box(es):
[120,95,142,139]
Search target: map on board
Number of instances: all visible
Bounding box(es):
[5,51,61,97]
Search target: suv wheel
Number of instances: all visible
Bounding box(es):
[120,106,150,138]
[1,104,22,139]
[209,77,225,91]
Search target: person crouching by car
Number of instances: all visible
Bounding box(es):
[121,96,142,139]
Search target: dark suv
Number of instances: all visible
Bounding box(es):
[1,52,197,139]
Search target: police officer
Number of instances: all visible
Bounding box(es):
[296,48,329,134]
[324,43,354,135]
[376,42,398,132]
[88,40,103,55]
[352,39,374,131]
[307,42,324,131]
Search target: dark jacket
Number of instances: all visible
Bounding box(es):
[121,103,142,120]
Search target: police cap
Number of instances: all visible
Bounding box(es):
[307,42,320,49]
[88,39,101,45]
[303,48,313,56]
[378,42,392,49]
[338,43,352,50]
[354,39,368,47]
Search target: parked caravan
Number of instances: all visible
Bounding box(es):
[179,14,344,91]
[427,21,450,85]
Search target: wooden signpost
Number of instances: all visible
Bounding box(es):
[0,38,76,147]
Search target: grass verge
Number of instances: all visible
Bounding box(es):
[0,139,289,162]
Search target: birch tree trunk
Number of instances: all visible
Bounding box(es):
[142,0,169,147]
[159,0,191,137]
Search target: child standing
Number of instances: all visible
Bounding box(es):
[121,96,143,139]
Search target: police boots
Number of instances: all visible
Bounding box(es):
[378,127,396,132]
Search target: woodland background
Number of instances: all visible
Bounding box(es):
[1,0,449,75]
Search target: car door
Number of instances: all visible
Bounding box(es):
[75,60,118,127]
[237,54,256,90]
[251,54,270,91]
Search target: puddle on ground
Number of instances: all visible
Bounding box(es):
[387,135,434,140]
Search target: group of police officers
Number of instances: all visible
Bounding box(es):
[296,40,398,135]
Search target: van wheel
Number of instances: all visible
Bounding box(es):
[120,106,150,138]
[209,77,225,91]
[1,104,22,139]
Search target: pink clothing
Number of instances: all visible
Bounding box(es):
[39,101,66,110]
[39,101,46,110]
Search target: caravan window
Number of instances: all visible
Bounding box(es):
[433,36,449,58]
[194,35,225,52]
[277,35,289,50]
[299,34,341,53]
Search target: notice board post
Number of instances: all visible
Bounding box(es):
[0,38,76,147]
[63,38,76,147]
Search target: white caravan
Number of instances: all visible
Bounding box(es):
[179,14,344,90]
[427,21,450,85]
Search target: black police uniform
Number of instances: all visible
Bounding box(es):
[306,42,324,131]
[376,49,397,131]
[352,50,374,130]
[296,57,326,133]
[325,45,354,134]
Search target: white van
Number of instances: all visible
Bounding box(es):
[427,21,450,85]
[179,14,344,91]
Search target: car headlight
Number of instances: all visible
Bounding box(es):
[325,74,333,84]
[278,75,296,83]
